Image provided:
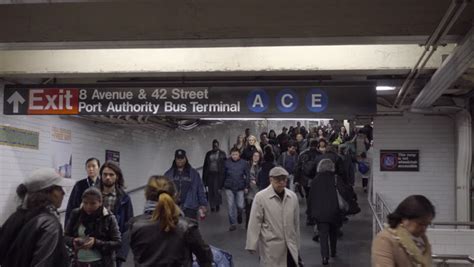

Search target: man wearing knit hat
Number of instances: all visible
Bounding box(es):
[246,166,302,267]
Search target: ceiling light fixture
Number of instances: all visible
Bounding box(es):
[376,86,396,91]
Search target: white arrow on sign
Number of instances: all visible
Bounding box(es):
[7,91,26,114]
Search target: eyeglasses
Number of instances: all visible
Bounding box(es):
[272,178,288,184]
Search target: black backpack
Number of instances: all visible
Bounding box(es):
[301,152,318,178]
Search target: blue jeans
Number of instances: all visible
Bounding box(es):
[225,189,244,225]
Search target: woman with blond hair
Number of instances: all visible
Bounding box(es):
[242,135,263,161]
[129,176,213,267]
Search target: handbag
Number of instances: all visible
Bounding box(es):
[335,177,349,213]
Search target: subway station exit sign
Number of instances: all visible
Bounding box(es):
[3,85,376,118]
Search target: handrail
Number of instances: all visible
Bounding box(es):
[58,166,204,214]
[368,199,384,231]
[432,254,474,264]
[431,221,474,227]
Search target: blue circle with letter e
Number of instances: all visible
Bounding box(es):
[276,89,298,112]
[247,89,269,113]
[305,88,328,112]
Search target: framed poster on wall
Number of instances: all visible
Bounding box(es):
[380,150,419,172]
[105,150,120,166]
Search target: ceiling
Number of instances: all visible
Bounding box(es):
[0,0,473,121]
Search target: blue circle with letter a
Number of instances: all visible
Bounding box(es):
[247,89,269,113]
[305,88,328,112]
[276,89,298,112]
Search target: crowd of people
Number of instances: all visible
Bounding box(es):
[0,121,437,267]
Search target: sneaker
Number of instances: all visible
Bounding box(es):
[229,225,237,231]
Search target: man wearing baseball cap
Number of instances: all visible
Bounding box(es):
[246,166,302,267]
[164,149,208,220]
[0,168,74,266]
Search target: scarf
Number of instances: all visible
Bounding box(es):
[386,225,431,267]
[80,207,103,236]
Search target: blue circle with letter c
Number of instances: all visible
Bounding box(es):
[247,89,269,113]
[276,89,298,112]
[305,88,328,112]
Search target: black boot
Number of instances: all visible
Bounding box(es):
[322,257,329,265]
[237,210,243,224]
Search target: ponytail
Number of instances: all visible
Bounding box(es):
[152,192,180,232]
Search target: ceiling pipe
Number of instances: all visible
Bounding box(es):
[412,26,474,109]
[392,0,468,108]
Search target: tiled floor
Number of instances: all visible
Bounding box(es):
[125,186,373,267]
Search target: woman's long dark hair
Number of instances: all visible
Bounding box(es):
[387,195,436,228]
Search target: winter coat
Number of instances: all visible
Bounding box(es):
[372,228,432,267]
[294,148,321,187]
[0,206,70,267]
[242,145,259,161]
[245,186,300,267]
[202,149,227,186]
[247,162,261,200]
[223,158,249,191]
[308,171,340,224]
[65,207,122,267]
[129,212,213,267]
[66,177,100,225]
[257,161,275,190]
[342,153,357,186]
[164,167,208,210]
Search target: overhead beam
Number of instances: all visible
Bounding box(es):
[0,44,456,78]
[412,27,474,109]
[0,0,472,47]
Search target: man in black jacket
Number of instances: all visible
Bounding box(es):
[65,157,101,225]
[202,140,227,212]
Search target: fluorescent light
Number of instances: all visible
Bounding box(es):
[376,86,396,91]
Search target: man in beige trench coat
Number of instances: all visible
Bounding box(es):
[245,166,302,267]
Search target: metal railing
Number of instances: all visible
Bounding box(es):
[369,192,392,234]
[431,221,474,229]
[370,192,474,267]
[432,254,474,267]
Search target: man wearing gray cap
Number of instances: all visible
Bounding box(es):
[246,166,302,267]
[0,168,74,267]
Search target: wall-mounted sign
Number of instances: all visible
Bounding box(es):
[3,85,376,118]
[380,150,419,172]
[0,125,39,149]
[51,126,72,178]
[105,150,120,165]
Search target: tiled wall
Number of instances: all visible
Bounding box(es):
[373,114,456,222]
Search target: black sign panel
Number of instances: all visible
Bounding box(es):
[380,150,419,172]
[105,150,120,165]
[3,85,376,117]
